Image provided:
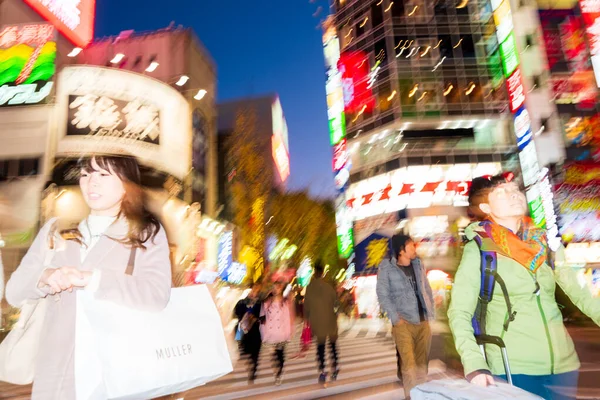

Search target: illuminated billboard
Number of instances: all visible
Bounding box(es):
[556,162,600,242]
[345,163,502,221]
[0,23,56,107]
[55,66,191,179]
[272,97,289,153]
[493,0,559,248]
[323,21,347,146]
[23,0,95,48]
[580,0,600,85]
[337,50,375,113]
[539,9,588,73]
[271,132,290,183]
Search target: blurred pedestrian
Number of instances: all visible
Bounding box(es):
[260,280,295,385]
[234,283,263,383]
[449,175,600,399]
[304,261,339,384]
[5,155,172,400]
[376,234,435,399]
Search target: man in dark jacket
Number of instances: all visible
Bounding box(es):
[376,234,435,399]
[304,261,339,384]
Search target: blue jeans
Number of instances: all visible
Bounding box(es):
[495,370,579,400]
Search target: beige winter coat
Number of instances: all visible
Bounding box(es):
[5,218,172,400]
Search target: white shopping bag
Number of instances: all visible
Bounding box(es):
[75,285,233,400]
[411,379,544,400]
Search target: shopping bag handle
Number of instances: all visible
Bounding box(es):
[124,247,137,276]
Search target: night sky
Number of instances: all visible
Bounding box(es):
[95,0,336,198]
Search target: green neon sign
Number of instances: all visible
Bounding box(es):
[499,33,519,78]
[337,227,354,259]
[329,110,346,145]
[528,196,546,228]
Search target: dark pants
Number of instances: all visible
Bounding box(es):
[496,370,579,400]
[272,343,286,376]
[249,345,261,380]
[396,348,402,380]
[316,335,338,372]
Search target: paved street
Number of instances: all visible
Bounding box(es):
[0,319,599,399]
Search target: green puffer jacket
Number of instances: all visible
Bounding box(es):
[448,223,600,377]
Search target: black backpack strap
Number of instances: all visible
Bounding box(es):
[472,236,516,335]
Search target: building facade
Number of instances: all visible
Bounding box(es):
[217,94,291,220]
[325,0,566,281]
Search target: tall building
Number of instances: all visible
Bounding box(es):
[217,94,291,220]
[324,0,565,280]
[73,27,218,216]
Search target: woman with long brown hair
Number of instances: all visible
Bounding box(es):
[5,155,171,399]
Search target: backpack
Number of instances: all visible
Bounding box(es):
[471,235,555,337]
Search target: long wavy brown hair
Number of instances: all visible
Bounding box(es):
[57,155,160,249]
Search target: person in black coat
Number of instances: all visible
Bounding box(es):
[234,283,263,382]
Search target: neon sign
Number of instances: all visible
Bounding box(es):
[324,17,355,259]
[0,23,55,107]
[23,0,95,48]
[506,69,525,112]
[499,33,519,77]
[272,133,290,183]
[345,163,502,220]
[580,0,600,86]
[217,231,233,278]
[332,139,349,171]
[324,23,347,146]
[336,194,354,258]
[514,107,533,150]
[338,50,375,113]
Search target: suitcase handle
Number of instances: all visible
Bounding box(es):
[475,334,513,385]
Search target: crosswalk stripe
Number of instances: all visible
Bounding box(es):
[0,323,400,400]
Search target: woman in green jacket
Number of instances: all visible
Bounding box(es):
[448,175,600,399]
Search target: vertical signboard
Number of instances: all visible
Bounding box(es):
[492,0,560,249]
[580,0,600,86]
[324,17,354,259]
[23,0,95,48]
[0,23,56,107]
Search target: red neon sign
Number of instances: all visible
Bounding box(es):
[347,180,472,209]
[581,0,600,55]
[506,69,525,113]
[23,0,95,48]
[338,51,375,113]
[0,24,54,48]
[332,138,349,171]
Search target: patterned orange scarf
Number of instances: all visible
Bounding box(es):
[473,217,548,273]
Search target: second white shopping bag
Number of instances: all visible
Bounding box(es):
[75,284,233,400]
